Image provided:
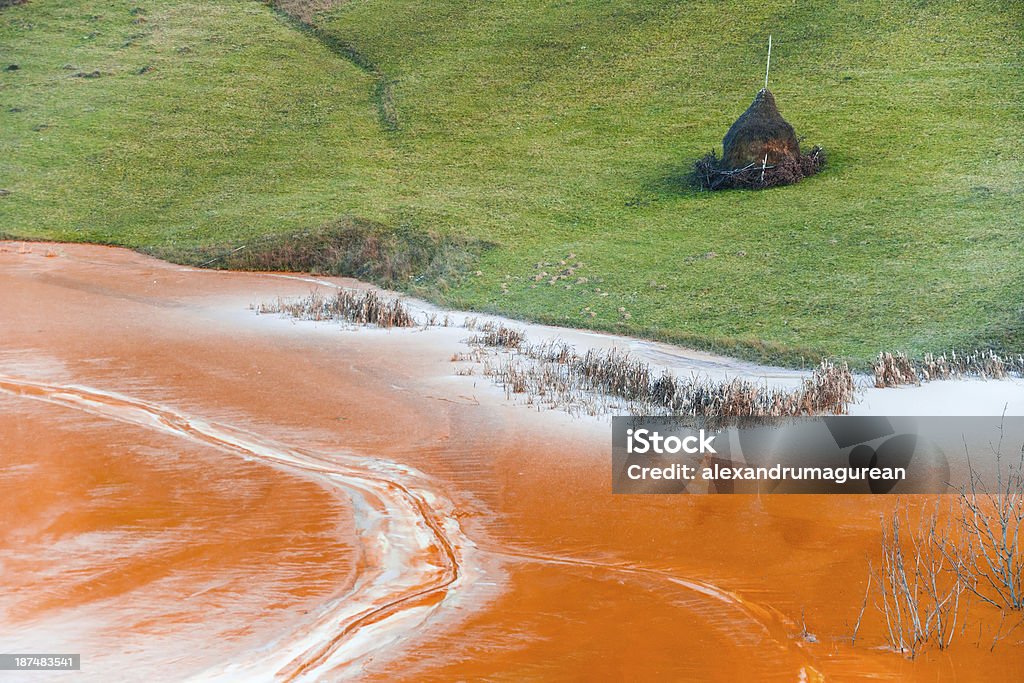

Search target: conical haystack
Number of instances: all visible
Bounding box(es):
[692,87,824,191]
[721,88,800,170]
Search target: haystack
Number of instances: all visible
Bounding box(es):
[694,88,824,191]
[721,88,800,169]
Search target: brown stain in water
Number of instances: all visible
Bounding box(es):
[1,242,1022,681]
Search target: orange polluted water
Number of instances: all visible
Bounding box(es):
[1,243,1021,681]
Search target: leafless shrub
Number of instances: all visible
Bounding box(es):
[851,573,871,646]
[874,503,964,658]
[258,289,415,328]
[873,349,1024,387]
[941,442,1024,611]
[862,442,1024,658]
[798,609,817,643]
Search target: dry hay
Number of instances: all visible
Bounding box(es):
[723,89,800,168]
[694,89,824,191]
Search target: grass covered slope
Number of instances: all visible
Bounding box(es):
[0,1,399,244]
[2,0,1022,365]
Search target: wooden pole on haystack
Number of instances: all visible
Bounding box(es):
[759,35,772,183]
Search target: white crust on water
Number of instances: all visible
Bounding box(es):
[851,379,1024,417]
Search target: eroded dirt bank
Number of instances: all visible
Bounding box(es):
[1,242,1021,681]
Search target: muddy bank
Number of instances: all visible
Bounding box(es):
[2,242,1022,681]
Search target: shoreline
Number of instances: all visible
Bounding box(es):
[6,240,1024,419]
[180,247,1024,419]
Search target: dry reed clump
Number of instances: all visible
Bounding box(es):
[801,358,857,412]
[873,352,920,388]
[872,350,1024,388]
[257,289,415,328]
[472,334,855,418]
[421,312,453,328]
[467,322,526,349]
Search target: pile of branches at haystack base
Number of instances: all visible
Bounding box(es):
[694,88,825,191]
[694,146,825,190]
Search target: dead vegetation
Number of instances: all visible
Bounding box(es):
[874,505,964,657]
[942,445,1024,612]
[694,146,824,191]
[865,444,1024,658]
[254,295,858,419]
[872,350,1024,388]
[469,331,854,418]
[467,322,526,349]
[257,289,415,328]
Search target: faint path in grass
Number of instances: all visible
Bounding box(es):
[266,0,399,132]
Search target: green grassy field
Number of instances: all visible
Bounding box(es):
[2,0,1022,365]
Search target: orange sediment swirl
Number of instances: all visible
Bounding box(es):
[0,376,480,680]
